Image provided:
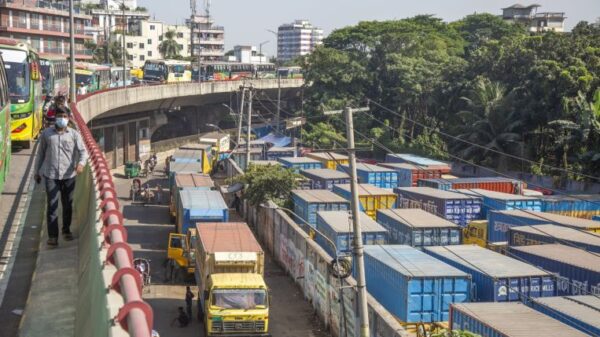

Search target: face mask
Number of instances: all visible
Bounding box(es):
[55,117,69,128]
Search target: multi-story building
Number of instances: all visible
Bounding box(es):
[187,14,224,61]
[233,45,267,64]
[88,7,150,44]
[0,0,93,59]
[501,4,566,33]
[277,20,323,62]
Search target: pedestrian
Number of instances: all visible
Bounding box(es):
[170,307,189,328]
[156,184,163,204]
[185,286,195,319]
[231,192,241,213]
[35,107,88,247]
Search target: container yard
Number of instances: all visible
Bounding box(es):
[299,168,351,190]
[508,224,600,253]
[424,245,555,301]
[455,188,542,217]
[376,208,461,247]
[529,296,600,336]
[332,183,397,219]
[278,156,323,172]
[337,163,399,189]
[305,151,349,169]
[291,189,350,226]
[315,211,387,258]
[385,153,450,171]
[176,189,229,234]
[418,177,524,194]
[394,187,482,227]
[450,302,591,337]
[169,173,214,220]
[541,194,600,219]
[266,146,296,160]
[509,244,600,296]
[362,245,470,323]
[488,209,600,243]
[378,162,444,187]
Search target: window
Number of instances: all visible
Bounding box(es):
[126,42,133,48]
[139,55,145,61]
[177,32,183,38]
[159,36,163,41]
[139,43,144,49]
[147,51,152,57]
[147,39,152,44]
[128,55,134,61]
[150,25,155,30]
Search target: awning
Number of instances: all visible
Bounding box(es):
[221,182,244,194]
[259,132,292,147]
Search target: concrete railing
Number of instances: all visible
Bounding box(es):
[225,159,409,337]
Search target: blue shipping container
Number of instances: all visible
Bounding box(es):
[541,194,600,219]
[529,296,600,337]
[509,244,600,297]
[487,210,600,243]
[278,157,323,172]
[508,224,600,253]
[593,215,600,221]
[177,189,229,234]
[337,163,399,189]
[362,245,470,323]
[456,189,542,217]
[450,302,590,337]
[424,245,555,302]
[291,190,350,227]
[300,169,351,190]
[316,211,388,258]
[376,209,461,247]
[385,153,448,167]
[266,147,296,160]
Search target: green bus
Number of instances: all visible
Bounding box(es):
[75,62,111,95]
[0,38,43,148]
[0,51,12,194]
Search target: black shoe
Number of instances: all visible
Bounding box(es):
[47,238,58,246]
[62,232,74,241]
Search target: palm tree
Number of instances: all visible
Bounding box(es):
[158,30,182,59]
[91,41,127,66]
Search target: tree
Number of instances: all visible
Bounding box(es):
[228,164,300,207]
[159,30,182,59]
[301,122,346,149]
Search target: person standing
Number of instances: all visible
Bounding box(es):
[185,286,195,319]
[35,107,88,246]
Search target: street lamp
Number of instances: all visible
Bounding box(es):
[258,40,269,64]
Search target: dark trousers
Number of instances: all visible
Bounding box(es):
[45,177,76,238]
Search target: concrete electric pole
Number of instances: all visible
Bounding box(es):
[237,86,246,148]
[245,87,253,170]
[68,0,76,103]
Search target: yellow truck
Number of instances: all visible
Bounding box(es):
[195,222,269,337]
[167,229,197,281]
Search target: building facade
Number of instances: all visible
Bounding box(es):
[277,20,323,62]
[501,4,566,33]
[187,15,224,61]
[233,45,267,64]
[0,0,93,59]
[88,8,150,44]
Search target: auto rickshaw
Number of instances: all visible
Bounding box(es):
[125,161,141,178]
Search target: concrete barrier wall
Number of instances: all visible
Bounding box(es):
[225,159,408,337]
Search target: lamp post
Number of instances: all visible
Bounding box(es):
[121,0,126,87]
[68,0,76,103]
[258,40,269,64]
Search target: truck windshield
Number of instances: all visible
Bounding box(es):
[212,289,267,310]
[1,49,30,104]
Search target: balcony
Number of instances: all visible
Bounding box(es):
[12,20,28,29]
[198,49,224,56]
[45,23,62,32]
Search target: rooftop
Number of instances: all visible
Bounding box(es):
[292,189,348,203]
[495,210,600,230]
[317,211,387,233]
[335,184,396,196]
[510,244,600,273]
[456,189,538,201]
[377,208,460,228]
[300,168,350,180]
[395,187,482,200]
[510,224,600,242]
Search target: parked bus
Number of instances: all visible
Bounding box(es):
[142,59,191,83]
[192,61,276,81]
[0,53,12,194]
[39,54,69,99]
[277,66,303,79]
[109,66,132,87]
[0,38,43,148]
[75,62,111,95]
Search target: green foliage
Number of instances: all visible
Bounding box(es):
[301,122,347,149]
[87,40,128,66]
[228,164,300,207]
[431,330,481,337]
[159,30,183,59]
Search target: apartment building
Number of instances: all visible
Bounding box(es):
[502,4,566,33]
[187,14,224,61]
[277,20,323,62]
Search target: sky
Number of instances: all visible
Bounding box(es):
[139,0,600,56]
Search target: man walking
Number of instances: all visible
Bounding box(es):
[35,107,88,246]
[185,286,195,319]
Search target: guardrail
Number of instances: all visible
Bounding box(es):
[70,98,153,336]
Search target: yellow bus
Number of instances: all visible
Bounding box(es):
[0,38,43,148]
[142,59,191,83]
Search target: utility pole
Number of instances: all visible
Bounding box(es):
[68,0,76,103]
[237,85,246,147]
[245,86,253,170]
[276,73,281,134]
[121,0,126,87]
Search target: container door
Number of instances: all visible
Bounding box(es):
[168,233,187,268]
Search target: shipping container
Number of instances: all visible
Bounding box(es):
[379,162,445,187]
[179,143,214,174]
[487,210,600,243]
[424,245,555,302]
[199,131,231,152]
[170,173,214,219]
[450,302,590,337]
[456,189,542,217]
[278,157,323,172]
[509,244,600,296]
[300,168,351,190]
[376,208,461,247]
[305,151,349,170]
[361,245,470,323]
[418,177,525,194]
[594,215,600,221]
[541,194,600,219]
[291,189,350,227]
[315,211,388,257]
[385,153,450,171]
[171,148,203,164]
[394,187,483,227]
[230,148,264,169]
[529,296,600,337]
[333,184,397,219]
[266,146,296,160]
[508,224,600,253]
[337,163,399,189]
[168,161,203,191]
[177,190,229,234]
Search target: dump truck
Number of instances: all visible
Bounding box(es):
[195,222,269,337]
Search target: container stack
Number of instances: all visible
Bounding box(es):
[385,153,450,170]
[333,184,397,219]
[528,296,600,336]
[376,208,461,247]
[378,162,445,187]
[299,168,351,190]
[266,146,296,160]
[337,163,399,189]
[541,194,600,219]
[418,177,524,194]
[278,157,323,172]
[305,151,349,170]
[291,189,350,227]
[455,189,542,217]
[508,224,600,253]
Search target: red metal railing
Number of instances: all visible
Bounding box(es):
[70,98,153,337]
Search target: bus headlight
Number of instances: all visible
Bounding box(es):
[12,112,32,120]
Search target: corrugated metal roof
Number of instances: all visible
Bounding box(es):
[542,194,600,202]
[169,161,203,173]
[377,208,459,228]
[451,302,591,337]
[267,146,295,153]
[498,211,600,229]
[180,190,228,210]
[338,163,395,172]
[424,245,549,278]
[301,168,350,180]
[196,222,262,253]
[278,157,321,164]
[456,189,538,201]
[424,177,520,184]
[292,189,348,203]
[335,184,396,196]
[568,295,600,309]
[175,173,214,188]
[306,152,349,160]
[532,296,600,332]
[364,245,469,278]
[386,153,447,166]
[379,162,442,171]
[510,244,600,272]
[317,211,387,233]
[511,224,600,242]
[395,187,481,200]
